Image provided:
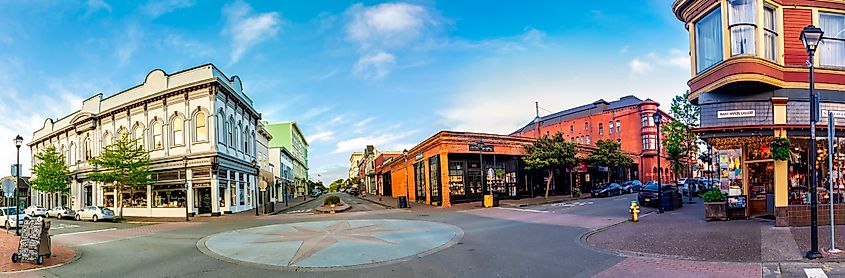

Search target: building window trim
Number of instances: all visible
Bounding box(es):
[695,6,725,73]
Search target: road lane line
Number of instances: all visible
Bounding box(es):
[53,227,117,237]
[805,268,828,278]
[498,207,550,213]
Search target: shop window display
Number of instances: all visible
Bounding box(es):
[718,149,743,196]
[448,162,465,197]
[153,185,186,208]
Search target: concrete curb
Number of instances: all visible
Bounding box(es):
[502,195,592,208]
[1,245,82,275]
[271,198,321,215]
[354,196,394,209]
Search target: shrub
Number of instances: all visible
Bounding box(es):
[324,195,341,206]
[771,137,791,161]
[701,188,727,203]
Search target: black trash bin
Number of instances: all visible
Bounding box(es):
[660,194,675,211]
[398,196,408,208]
[492,193,500,207]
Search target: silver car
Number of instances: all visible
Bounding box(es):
[1,207,30,229]
[24,205,48,217]
[75,206,115,222]
[47,206,75,219]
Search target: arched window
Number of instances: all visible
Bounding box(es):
[616,120,621,133]
[84,136,92,160]
[235,125,241,151]
[69,142,77,164]
[195,111,207,142]
[117,127,128,140]
[243,129,249,153]
[60,145,66,165]
[172,117,184,146]
[103,132,113,147]
[227,119,234,146]
[152,121,163,149]
[134,126,145,149]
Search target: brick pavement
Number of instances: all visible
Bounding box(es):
[593,257,762,278]
[0,231,75,273]
[53,222,202,247]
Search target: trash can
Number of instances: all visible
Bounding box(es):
[398,196,408,208]
[660,195,675,211]
[492,193,500,207]
[483,195,494,208]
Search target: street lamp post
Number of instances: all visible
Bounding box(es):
[14,135,23,236]
[183,156,190,222]
[653,113,664,214]
[477,140,486,198]
[403,149,410,208]
[801,24,825,259]
[252,159,259,216]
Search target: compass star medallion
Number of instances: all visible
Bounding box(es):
[201,219,463,270]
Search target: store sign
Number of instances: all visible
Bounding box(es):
[717,110,755,118]
[193,183,211,188]
[415,153,424,161]
[468,144,494,152]
[822,110,845,118]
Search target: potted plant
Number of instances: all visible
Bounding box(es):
[771,137,791,161]
[701,188,728,221]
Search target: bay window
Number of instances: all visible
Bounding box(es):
[696,7,724,72]
[763,6,778,61]
[820,12,845,68]
[729,0,756,56]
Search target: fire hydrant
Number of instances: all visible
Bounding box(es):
[630,201,640,222]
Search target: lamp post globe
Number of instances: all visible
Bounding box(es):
[801,24,825,260]
[652,113,663,214]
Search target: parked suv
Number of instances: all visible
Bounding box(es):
[1,207,30,230]
[24,205,48,218]
[75,206,115,222]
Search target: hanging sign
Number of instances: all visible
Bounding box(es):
[717,110,755,118]
[468,144,494,152]
[822,110,845,118]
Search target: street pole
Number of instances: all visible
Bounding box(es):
[253,160,259,216]
[654,113,663,214]
[829,112,840,253]
[404,150,410,208]
[184,157,190,222]
[478,140,485,198]
[801,25,824,259]
[15,135,22,236]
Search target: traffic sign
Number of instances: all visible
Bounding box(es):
[1,179,14,198]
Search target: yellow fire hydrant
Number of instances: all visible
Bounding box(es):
[630,201,640,222]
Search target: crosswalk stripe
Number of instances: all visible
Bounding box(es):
[805,268,828,278]
[498,207,549,213]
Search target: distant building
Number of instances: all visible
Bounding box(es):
[266,122,309,197]
[28,64,262,217]
[1,176,31,208]
[511,96,674,188]
[349,152,363,181]
[256,121,274,213]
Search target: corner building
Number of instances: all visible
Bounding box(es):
[673,0,845,225]
[29,64,262,217]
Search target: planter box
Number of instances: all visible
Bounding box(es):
[704,202,727,221]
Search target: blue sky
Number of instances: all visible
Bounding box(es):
[0,0,692,183]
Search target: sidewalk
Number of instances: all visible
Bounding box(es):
[355,193,588,211]
[585,199,810,263]
[0,231,76,273]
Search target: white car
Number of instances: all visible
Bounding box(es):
[47,206,75,219]
[24,205,48,217]
[75,206,115,222]
[1,207,30,230]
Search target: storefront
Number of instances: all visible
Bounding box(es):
[381,131,536,207]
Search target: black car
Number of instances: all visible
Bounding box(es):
[620,180,643,193]
[591,183,622,198]
[637,183,682,208]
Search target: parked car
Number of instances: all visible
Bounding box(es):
[24,205,48,218]
[309,189,323,198]
[1,207,30,230]
[47,206,75,219]
[75,206,115,222]
[620,180,643,193]
[348,187,360,196]
[637,183,683,208]
[591,183,622,198]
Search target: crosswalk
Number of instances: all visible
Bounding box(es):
[549,201,594,207]
[804,268,828,278]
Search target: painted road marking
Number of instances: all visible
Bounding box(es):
[498,207,550,213]
[805,268,828,278]
[550,201,594,207]
[53,228,117,237]
[50,223,80,230]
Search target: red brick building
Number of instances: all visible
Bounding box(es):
[510,96,675,187]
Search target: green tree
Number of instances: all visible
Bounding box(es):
[663,93,701,181]
[30,145,71,208]
[329,179,344,192]
[587,140,633,183]
[88,133,154,220]
[523,132,578,199]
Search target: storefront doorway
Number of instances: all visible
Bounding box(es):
[196,188,212,214]
[747,161,774,216]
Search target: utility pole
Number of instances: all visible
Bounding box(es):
[534,101,541,139]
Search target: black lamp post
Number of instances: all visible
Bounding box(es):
[14,135,22,236]
[183,156,190,222]
[653,113,664,214]
[252,159,259,216]
[477,140,486,197]
[801,24,824,259]
[403,149,410,208]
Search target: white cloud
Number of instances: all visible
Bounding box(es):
[333,129,419,154]
[162,34,212,57]
[141,0,195,18]
[308,131,335,143]
[301,106,332,121]
[85,0,111,16]
[313,165,349,183]
[628,58,653,74]
[115,24,142,66]
[353,51,396,80]
[222,0,281,64]
[354,117,375,127]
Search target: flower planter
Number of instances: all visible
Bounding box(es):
[704,202,728,221]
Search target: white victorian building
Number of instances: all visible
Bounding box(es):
[28,64,263,217]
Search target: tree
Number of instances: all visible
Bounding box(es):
[587,140,633,183]
[31,146,71,208]
[88,133,154,220]
[329,179,344,192]
[523,132,578,199]
[664,93,701,181]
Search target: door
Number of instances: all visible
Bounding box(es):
[467,170,482,201]
[197,188,212,214]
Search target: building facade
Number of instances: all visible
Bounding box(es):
[256,121,274,213]
[269,139,294,203]
[349,152,363,181]
[28,64,261,217]
[673,0,845,225]
[511,96,674,186]
[266,122,309,197]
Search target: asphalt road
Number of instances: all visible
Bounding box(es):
[22,194,639,278]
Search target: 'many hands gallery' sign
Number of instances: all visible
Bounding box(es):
[717,110,755,119]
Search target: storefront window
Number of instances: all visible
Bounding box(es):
[414,161,426,201]
[429,156,441,201]
[718,149,743,196]
[121,189,147,208]
[153,185,186,208]
[696,7,724,72]
[449,162,465,197]
[230,181,236,207]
